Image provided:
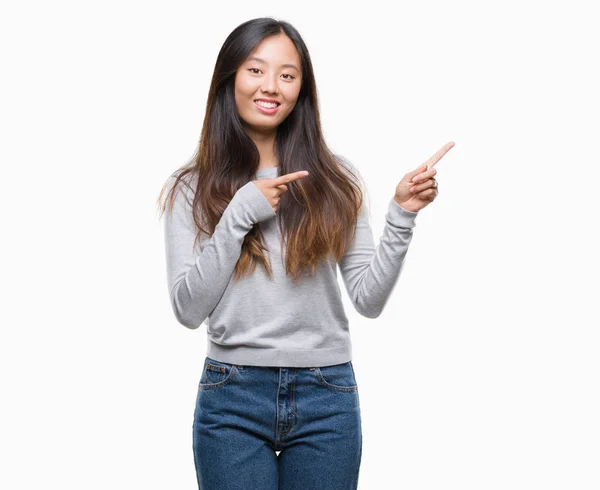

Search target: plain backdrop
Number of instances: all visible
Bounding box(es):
[1,1,599,489]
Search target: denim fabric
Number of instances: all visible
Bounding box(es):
[192,356,362,489]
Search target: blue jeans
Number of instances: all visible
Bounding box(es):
[192,356,362,489]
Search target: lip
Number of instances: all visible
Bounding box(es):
[254,100,280,115]
[255,98,280,104]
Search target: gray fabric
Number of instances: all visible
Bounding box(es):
[163,162,418,367]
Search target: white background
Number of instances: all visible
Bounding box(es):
[2,1,599,488]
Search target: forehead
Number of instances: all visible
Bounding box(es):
[245,35,301,71]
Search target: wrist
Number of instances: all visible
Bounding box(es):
[393,196,418,214]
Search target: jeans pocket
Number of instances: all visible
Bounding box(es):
[315,361,358,392]
[198,357,238,390]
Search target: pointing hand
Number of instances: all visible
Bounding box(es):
[394,141,455,213]
[252,170,310,213]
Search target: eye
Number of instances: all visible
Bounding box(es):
[247,68,296,81]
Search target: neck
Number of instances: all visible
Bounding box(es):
[243,125,279,170]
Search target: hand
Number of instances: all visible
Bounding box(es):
[252,170,310,213]
[394,141,455,213]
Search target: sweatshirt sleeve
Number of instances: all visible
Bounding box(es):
[163,174,276,329]
[337,174,419,319]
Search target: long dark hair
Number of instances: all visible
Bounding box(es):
[157,17,365,282]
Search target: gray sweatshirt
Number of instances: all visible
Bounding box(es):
[163,162,418,367]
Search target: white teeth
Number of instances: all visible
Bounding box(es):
[255,100,279,108]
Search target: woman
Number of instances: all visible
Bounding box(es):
[158,17,452,490]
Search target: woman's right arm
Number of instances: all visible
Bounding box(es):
[163,175,276,329]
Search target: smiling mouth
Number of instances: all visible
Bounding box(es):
[254,100,281,108]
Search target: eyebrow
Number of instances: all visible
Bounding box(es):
[247,56,300,72]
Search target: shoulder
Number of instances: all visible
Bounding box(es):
[162,169,200,216]
[167,168,199,202]
[333,153,367,191]
[334,153,358,175]
[334,153,367,187]
[170,168,198,192]
[333,153,371,217]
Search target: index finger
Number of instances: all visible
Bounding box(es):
[424,141,455,170]
[272,170,309,186]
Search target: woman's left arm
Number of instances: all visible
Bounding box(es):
[337,142,453,318]
[338,196,418,319]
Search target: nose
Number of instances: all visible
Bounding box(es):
[260,72,279,95]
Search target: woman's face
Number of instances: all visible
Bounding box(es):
[235,34,302,134]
